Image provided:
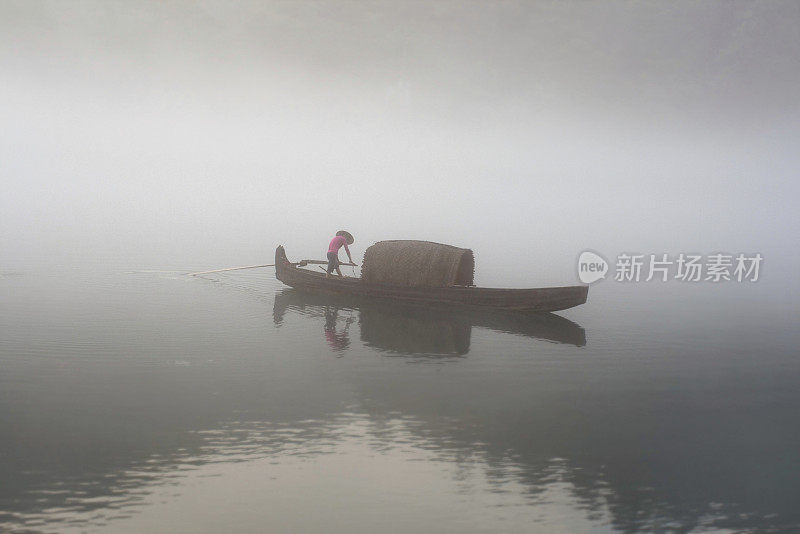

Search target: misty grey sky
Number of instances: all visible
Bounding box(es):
[2,1,798,286]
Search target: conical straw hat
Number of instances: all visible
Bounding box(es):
[336,230,354,244]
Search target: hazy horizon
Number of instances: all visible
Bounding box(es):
[2,1,798,290]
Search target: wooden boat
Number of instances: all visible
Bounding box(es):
[275,244,588,313]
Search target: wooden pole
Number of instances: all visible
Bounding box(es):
[188,260,356,276]
[300,260,357,266]
[189,264,274,276]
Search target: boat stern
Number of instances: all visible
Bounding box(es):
[275,246,289,283]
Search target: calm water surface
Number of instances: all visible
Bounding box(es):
[1,270,798,533]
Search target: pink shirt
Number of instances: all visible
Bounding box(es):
[328,235,350,255]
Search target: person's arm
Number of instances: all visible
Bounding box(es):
[344,243,354,264]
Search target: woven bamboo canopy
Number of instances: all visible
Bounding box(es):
[361,240,474,287]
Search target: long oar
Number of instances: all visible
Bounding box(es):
[188,260,357,277]
[188,264,275,276]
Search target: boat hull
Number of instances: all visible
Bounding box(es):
[275,246,588,313]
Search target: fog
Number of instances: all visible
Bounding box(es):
[2,1,798,288]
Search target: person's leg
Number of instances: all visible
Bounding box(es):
[326,252,337,278]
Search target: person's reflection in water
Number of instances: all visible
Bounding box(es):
[324,306,353,355]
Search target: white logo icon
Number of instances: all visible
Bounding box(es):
[577,251,608,284]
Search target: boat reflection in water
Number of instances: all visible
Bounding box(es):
[273,288,586,355]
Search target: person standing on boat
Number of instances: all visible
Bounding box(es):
[326,230,355,278]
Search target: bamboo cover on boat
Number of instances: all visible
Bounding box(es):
[361,240,474,287]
